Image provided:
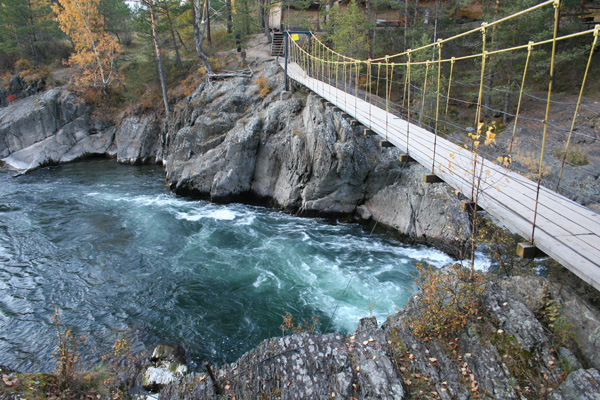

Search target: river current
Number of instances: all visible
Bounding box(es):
[0,160,454,372]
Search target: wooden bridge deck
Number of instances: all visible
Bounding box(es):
[283,61,600,291]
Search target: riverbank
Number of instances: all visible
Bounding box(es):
[2,269,599,399]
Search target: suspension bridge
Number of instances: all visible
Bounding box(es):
[277,0,600,291]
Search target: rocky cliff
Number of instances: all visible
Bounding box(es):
[153,274,600,399]
[0,88,162,173]
[0,56,470,253]
[162,59,469,253]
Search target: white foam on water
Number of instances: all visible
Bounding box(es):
[252,270,282,289]
[175,211,204,222]
[176,208,241,222]
[454,252,490,271]
[206,209,237,220]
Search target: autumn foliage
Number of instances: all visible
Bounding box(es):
[52,0,121,91]
[407,264,485,341]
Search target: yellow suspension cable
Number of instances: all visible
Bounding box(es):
[508,42,534,156]
[375,62,382,98]
[367,60,372,129]
[335,54,340,103]
[344,61,347,110]
[556,25,599,190]
[388,62,395,141]
[471,23,488,201]
[406,51,412,153]
[532,0,561,243]
[432,40,443,174]
[385,56,390,140]
[419,60,430,129]
[355,62,359,117]
[444,57,455,131]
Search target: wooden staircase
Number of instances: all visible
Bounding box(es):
[271,32,285,56]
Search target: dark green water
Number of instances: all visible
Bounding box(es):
[0,160,454,372]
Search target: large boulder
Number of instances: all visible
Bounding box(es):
[0,88,85,159]
[160,321,406,400]
[164,63,470,248]
[506,275,600,370]
[0,88,118,172]
[0,88,164,172]
[115,115,162,164]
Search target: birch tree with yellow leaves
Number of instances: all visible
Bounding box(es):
[52,0,121,91]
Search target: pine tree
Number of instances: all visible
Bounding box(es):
[326,0,374,59]
[0,0,61,65]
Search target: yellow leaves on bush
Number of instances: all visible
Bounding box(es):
[255,76,271,99]
[15,59,33,71]
[280,312,319,335]
[470,120,497,150]
[407,264,485,342]
[198,58,220,76]
[51,308,83,390]
[52,0,121,90]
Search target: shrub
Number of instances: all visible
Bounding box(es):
[15,58,33,71]
[554,146,589,165]
[407,264,486,342]
[255,76,270,99]
[51,309,84,391]
[280,313,319,335]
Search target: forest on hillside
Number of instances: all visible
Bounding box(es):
[1,0,597,113]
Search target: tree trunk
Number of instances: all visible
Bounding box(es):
[263,0,272,43]
[404,0,409,51]
[193,0,214,74]
[226,0,232,34]
[26,0,41,65]
[165,7,183,71]
[149,0,170,118]
[206,0,211,45]
[413,0,418,28]
[176,29,189,52]
[259,0,265,29]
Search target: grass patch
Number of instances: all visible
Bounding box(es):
[554,146,589,166]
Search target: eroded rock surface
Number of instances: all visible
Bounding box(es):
[163,59,470,249]
[158,275,600,399]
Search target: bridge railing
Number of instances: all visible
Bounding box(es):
[284,0,600,248]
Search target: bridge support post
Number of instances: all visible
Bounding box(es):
[460,200,478,214]
[364,129,376,136]
[424,174,443,184]
[380,141,395,148]
[399,154,415,163]
[516,242,546,259]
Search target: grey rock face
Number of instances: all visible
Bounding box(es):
[0,89,84,159]
[0,89,121,171]
[159,322,406,400]
[164,62,470,247]
[0,88,164,172]
[115,115,162,164]
[507,275,600,371]
[381,275,570,400]
[549,369,600,400]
